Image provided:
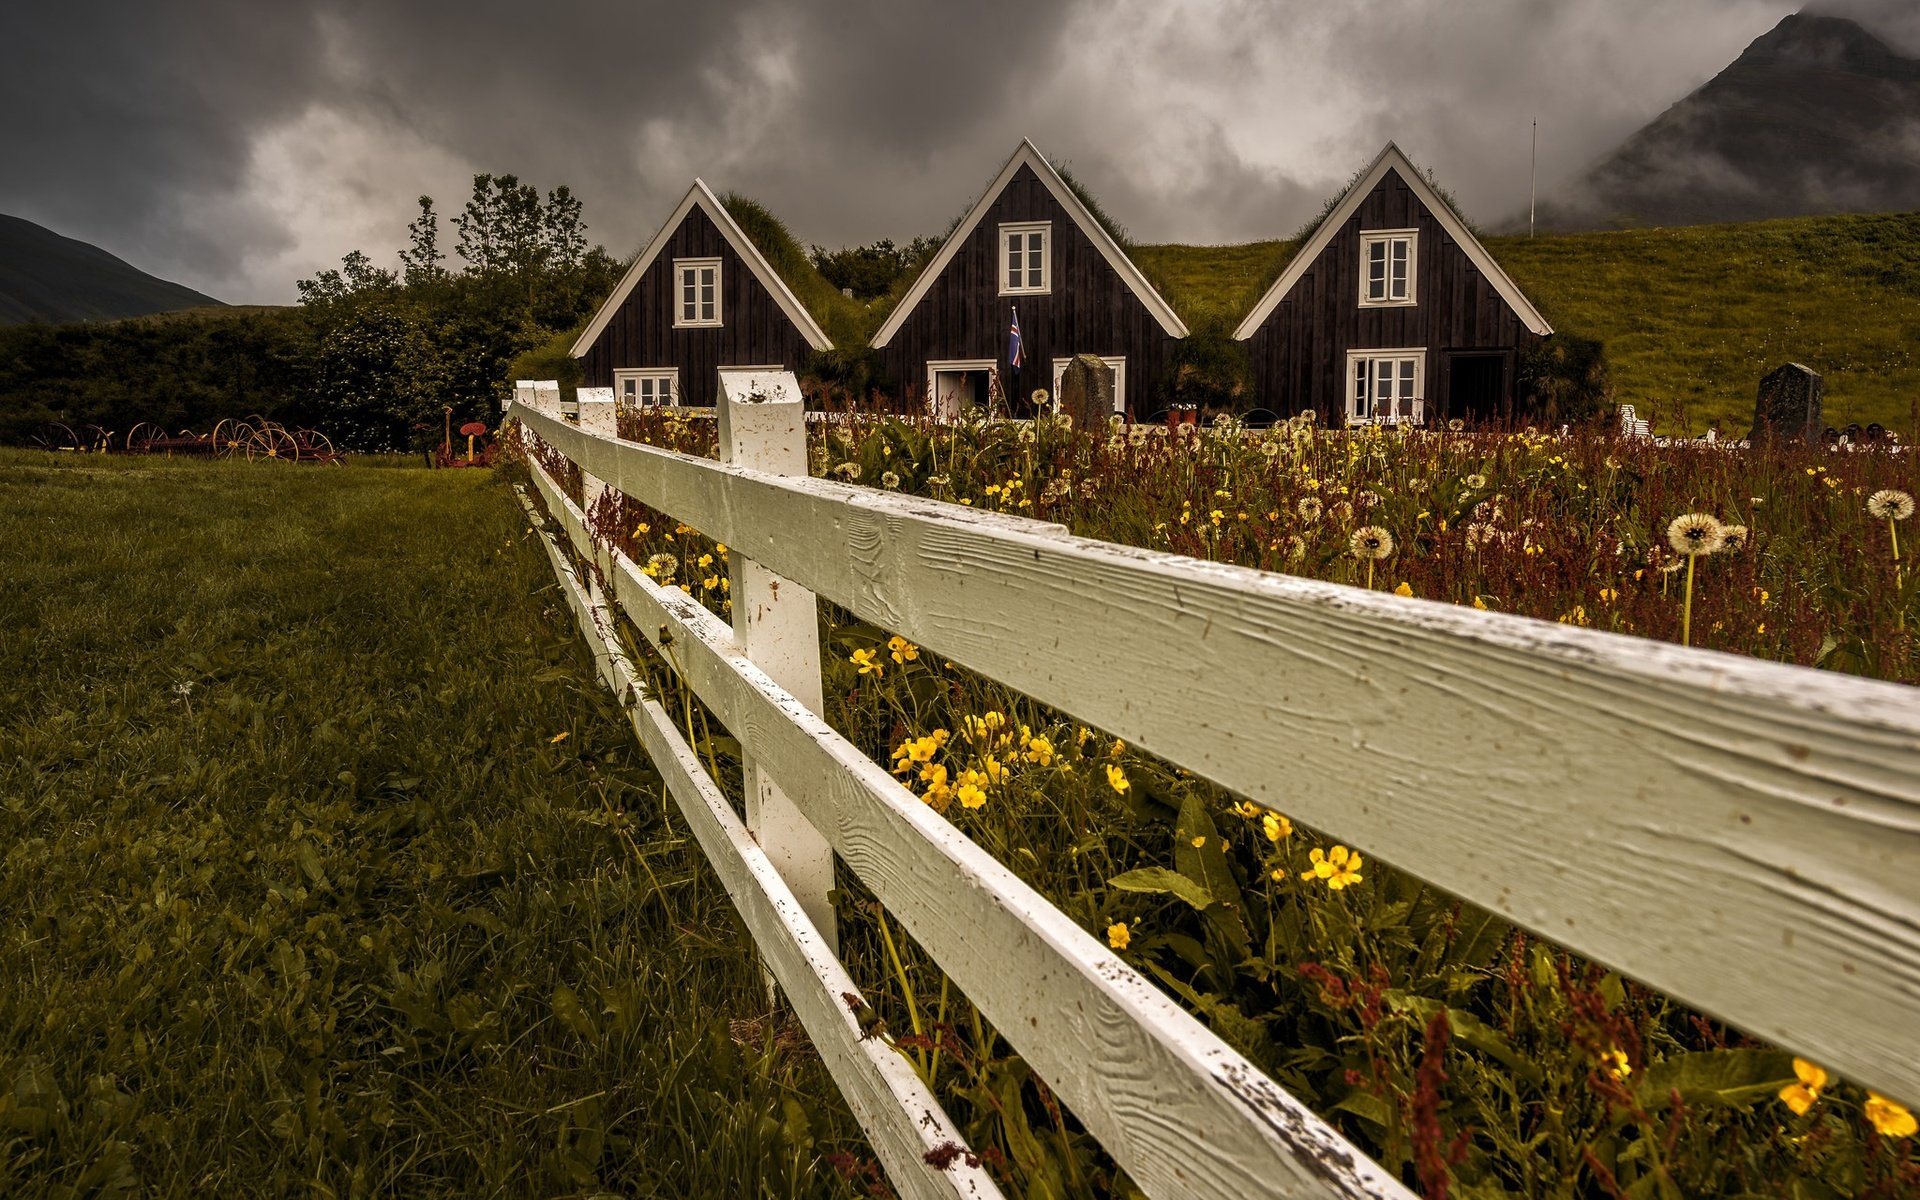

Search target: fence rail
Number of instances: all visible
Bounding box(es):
[510,377,1920,1199]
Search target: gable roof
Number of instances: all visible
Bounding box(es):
[1231,143,1553,341]
[570,178,833,358]
[870,139,1190,349]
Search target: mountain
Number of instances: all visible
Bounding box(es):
[1533,13,1920,231]
[0,214,222,324]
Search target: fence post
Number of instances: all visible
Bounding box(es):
[717,369,836,950]
[575,388,617,519]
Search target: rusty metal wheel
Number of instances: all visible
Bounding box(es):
[245,426,300,462]
[31,422,81,452]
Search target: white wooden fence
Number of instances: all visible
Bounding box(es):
[508,373,1920,1199]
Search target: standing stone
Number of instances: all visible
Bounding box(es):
[1058,354,1116,426]
[1748,362,1823,444]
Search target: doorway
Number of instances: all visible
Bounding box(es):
[1446,352,1509,424]
[927,361,998,418]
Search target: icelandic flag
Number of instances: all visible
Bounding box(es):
[1008,306,1024,370]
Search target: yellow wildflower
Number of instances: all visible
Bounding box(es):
[1866,1092,1916,1138]
[887,634,920,664]
[850,648,883,677]
[956,782,988,810]
[1110,738,1125,757]
[1190,836,1207,848]
[1601,1048,1631,1079]
[1107,922,1131,950]
[1301,845,1364,889]
[1779,1058,1828,1116]
[982,756,1008,786]
[1022,735,1055,766]
[1393,582,1414,597]
[919,762,948,791]
[697,553,713,569]
[1231,800,1261,819]
[1263,813,1292,842]
[1106,764,1131,794]
[702,575,719,590]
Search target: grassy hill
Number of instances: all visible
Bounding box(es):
[0,213,223,325]
[1132,210,1920,436]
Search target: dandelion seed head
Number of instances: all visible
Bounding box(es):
[1666,512,1726,556]
[1867,489,1915,521]
[1350,525,1395,560]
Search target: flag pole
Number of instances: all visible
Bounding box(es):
[1529,118,1538,239]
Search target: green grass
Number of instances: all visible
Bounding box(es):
[1127,240,1293,331]
[1133,210,1920,433]
[0,452,866,1197]
[1488,213,1920,436]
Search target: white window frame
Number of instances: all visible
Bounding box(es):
[1345,348,1426,426]
[673,257,723,327]
[999,222,1051,296]
[926,359,1000,418]
[1358,230,1418,308]
[614,368,680,407]
[1049,356,1126,415]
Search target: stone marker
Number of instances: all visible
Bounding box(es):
[1058,354,1115,426]
[1748,362,1823,444]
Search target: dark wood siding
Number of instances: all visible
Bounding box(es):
[577,205,815,406]
[1243,169,1544,423]
[880,164,1178,417]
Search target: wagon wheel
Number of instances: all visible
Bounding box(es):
[246,426,300,462]
[31,422,81,452]
[295,429,341,463]
[218,420,256,459]
[81,425,113,453]
[125,422,159,453]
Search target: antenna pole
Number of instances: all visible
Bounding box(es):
[1529,118,1538,238]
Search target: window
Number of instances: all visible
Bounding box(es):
[1049,356,1126,414]
[614,369,679,407]
[1359,231,1417,307]
[674,258,722,327]
[1346,349,1425,425]
[999,222,1050,295]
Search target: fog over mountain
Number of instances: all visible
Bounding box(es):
[1529,10,1920,231]
[2,1,1916,303]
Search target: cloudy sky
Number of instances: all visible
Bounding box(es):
[3,0,1913,304]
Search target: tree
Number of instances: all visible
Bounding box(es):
[399,196,445,284]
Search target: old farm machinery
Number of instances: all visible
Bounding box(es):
[33,417,344,464]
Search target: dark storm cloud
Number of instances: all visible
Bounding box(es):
[18,0,1907,303]
[0,2,329,284]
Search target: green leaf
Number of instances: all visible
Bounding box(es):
[1107,866,1213,910]
[1630,1048,1795,1115]
[1332,1089,1396,1128]
[1384,991,1545,1085]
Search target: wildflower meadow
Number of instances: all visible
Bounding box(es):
[566,407,1919,1198]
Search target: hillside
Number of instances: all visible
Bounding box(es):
[0,213,222,325]
[1532,13,1920,231]
[1134,210,1920,436]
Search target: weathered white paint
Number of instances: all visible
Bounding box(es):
[515,483,1001,1200]
[575,393,618,516]
[513,403,1920,1110]
[526,459,1416,1200]
[716,371,838,949]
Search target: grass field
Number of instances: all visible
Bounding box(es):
[1133,210,1920,437]
[0,452,867,1197]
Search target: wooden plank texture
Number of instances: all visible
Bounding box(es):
[514,484,1001,1200]
[515,403,1920,1109]
[527,461,1416,1200]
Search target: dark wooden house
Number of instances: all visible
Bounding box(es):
[571,179,832,407]
[1232,143,1552,426]
[871,140,1188,418]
